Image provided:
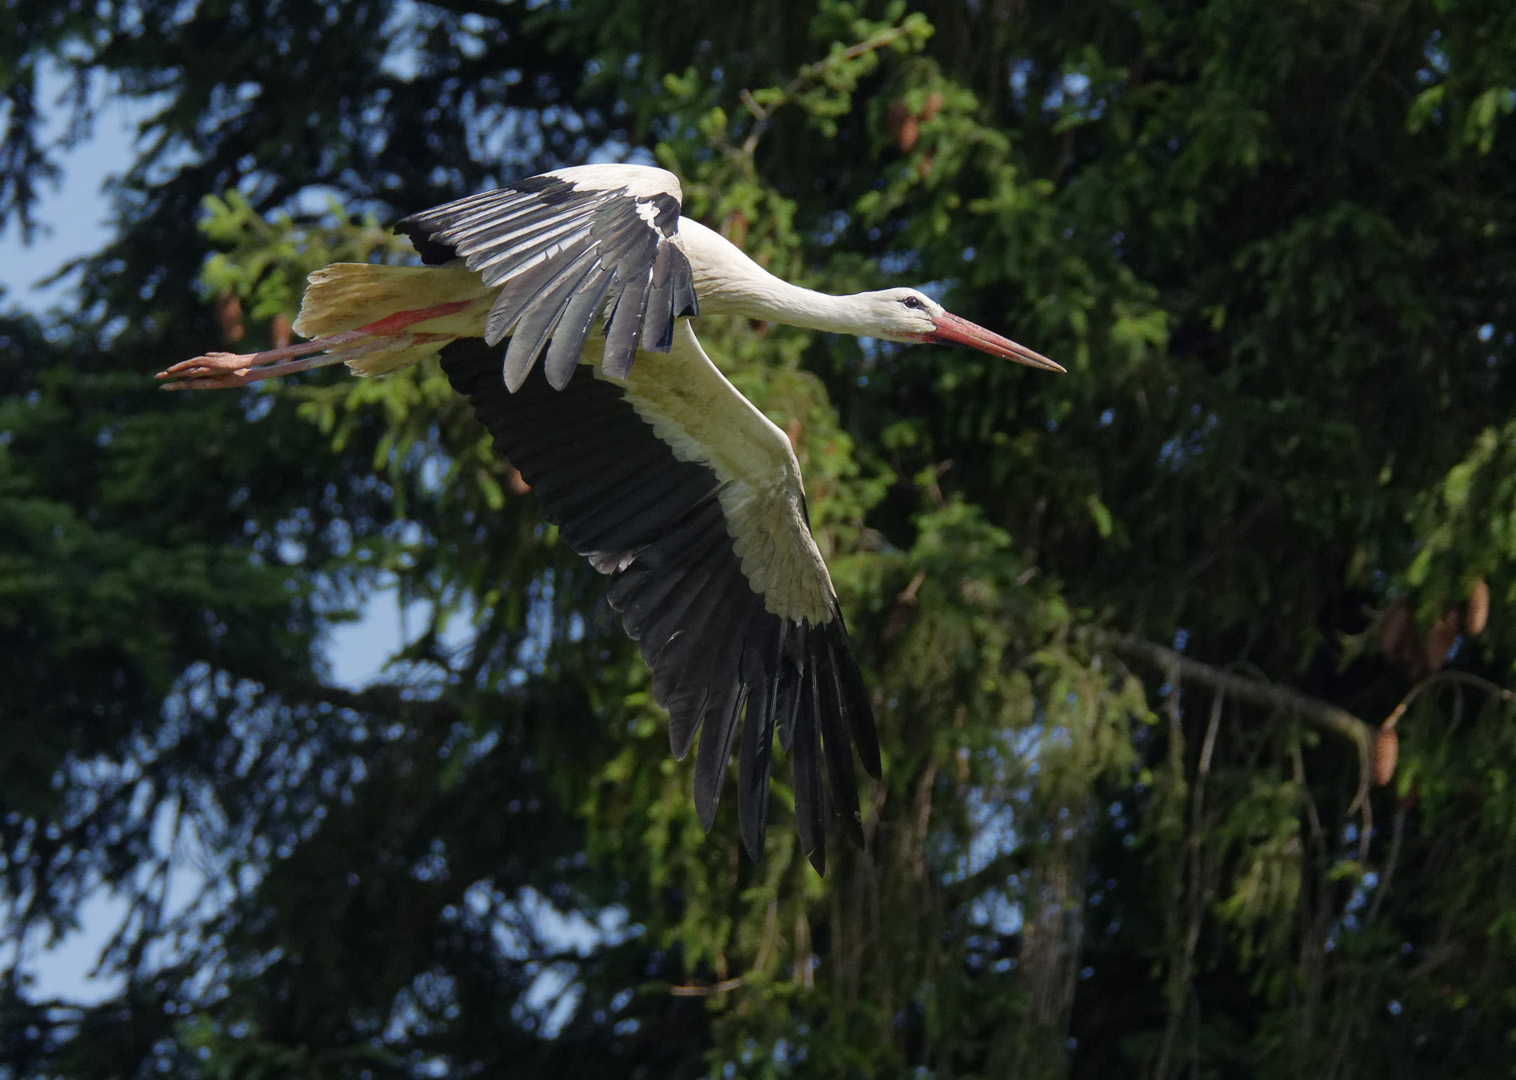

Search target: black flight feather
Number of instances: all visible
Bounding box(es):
[438,336,879,871]
[736,622,782,861]
[827,615,882,779]
[791,666,827,875]
[816,636,865,849]
[403,171,698,383]
[693,680,748,830]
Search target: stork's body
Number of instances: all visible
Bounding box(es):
[160,163,1059,872]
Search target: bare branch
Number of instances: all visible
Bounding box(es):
[668,976,746,997]
[1089,630,1375,753]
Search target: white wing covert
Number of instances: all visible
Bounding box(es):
[398,165,699,390]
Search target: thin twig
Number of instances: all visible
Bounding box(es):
[1152,670,1192,1080]
[1365,803,1407,925]
[669,976,745,997]
[1181,499,1273,582]
[1387,668,1516,724]
[1336,0,1412,146]
[737,24,914,159]
[1291,739,1326,857]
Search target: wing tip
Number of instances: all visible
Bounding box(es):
[805,842,827,877]
[442,329,878,868]
[825,615,881,779]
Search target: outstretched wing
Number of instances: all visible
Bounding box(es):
[399,164,699,391]
[439,336,880,874]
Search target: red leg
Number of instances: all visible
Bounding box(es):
[156,300,479,390]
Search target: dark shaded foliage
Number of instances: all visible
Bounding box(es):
[2,1,1515,1077]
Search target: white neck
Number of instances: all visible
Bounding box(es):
[734,276,875,335]
[677,217,874,335]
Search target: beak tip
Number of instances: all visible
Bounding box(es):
[931,311,1061,373]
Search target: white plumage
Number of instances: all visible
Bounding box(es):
[158,163,1060,872]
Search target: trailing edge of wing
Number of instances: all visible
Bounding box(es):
[438,338,877,872]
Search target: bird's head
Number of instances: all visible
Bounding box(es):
[861,288,1063,372]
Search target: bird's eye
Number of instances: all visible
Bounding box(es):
[901,296,925,310]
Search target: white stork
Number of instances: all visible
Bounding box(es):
[158,164,1060,873]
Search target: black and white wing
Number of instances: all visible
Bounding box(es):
[440,336,880,874]
[398,164,699,391]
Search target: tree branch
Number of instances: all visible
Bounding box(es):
[1090,630,1375,752]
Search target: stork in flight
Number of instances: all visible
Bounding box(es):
[159,164,1060,873]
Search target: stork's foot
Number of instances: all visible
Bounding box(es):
[156,350,267,390]
[156,334,361,390]
[156,300,484,390]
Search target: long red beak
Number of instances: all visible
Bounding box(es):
[931,312,1064,372]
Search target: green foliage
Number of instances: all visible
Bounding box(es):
[3,1,1516,1078]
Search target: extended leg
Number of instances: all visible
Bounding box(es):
[155,332,401,390]
[155,299,478,390]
